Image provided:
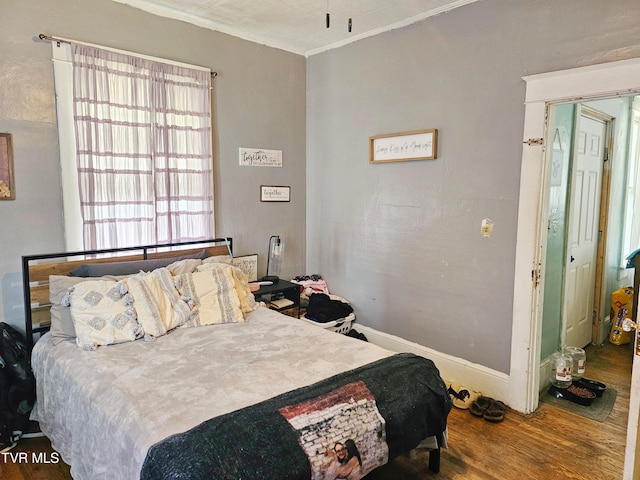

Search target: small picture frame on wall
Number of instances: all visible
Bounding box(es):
[231,254,258,282]
[0,133,15,200]
[260,185,291,202]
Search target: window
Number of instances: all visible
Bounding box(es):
[52,41,214,251]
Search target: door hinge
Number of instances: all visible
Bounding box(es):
[532,265,541,287]
[524,138,544,146]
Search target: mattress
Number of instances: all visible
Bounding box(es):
[31,306,407,479]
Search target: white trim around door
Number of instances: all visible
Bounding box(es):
[512,57,640,414]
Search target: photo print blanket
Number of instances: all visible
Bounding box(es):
[140,353,451,479]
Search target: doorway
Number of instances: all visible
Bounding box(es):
[538,97,637,395]
[540,100,624,385]
[509,57,640,415]
[512,57,640,477]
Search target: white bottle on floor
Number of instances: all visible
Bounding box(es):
[551,351,573,388]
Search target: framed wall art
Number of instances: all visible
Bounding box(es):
[370,129,438,163]
[232,254,258,282]
[260,185,290,202]
[239,147,283,167]
[0,133,15,200]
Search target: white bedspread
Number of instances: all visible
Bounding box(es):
[31,307,393,480]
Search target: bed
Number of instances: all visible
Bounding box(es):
[22,238,451,479]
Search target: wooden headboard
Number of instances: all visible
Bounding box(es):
[22,237,233,350]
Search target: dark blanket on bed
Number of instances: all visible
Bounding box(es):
[141,352,451,480]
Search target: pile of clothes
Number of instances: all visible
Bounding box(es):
[291,274,329,308]
[292,274,353,323]
[292,274,367,341]
[304,293,354,324]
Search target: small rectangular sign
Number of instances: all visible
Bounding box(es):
[260,185,290,202]
[370,129,437,163]
[239,148,283,167]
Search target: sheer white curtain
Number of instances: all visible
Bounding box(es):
[71,43,213,250]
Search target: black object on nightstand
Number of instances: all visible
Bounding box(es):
[252,279,301,318]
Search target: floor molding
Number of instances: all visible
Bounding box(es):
[356,324,514,408]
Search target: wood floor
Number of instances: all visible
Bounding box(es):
[2,341,632,480]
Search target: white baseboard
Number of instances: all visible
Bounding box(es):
[539,356,552,393]
[356,324,515,409]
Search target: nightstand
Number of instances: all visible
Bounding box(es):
[252,279,301,318]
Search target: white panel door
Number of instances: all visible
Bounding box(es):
[563,112,606,348]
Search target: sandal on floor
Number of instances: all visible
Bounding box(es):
[447,383,481,410]
[469,396,493,417]
[483,400,506,423]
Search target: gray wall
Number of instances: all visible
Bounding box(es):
[0,0,306,332]
[306,0,640,373]
[3,0,640,377]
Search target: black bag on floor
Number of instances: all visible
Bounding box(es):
[0,322,36,447]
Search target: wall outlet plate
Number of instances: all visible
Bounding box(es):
[481,218,494,237]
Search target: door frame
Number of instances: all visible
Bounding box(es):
[511,57,640,414]
[624,258,640,479]
[590,106,614,346]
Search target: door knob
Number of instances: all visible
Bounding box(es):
[570,255,575,262]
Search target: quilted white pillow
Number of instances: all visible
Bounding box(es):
[175,266,245,327]
[125,268,192,338]
[69,279,142,350]
[195,262,258,315]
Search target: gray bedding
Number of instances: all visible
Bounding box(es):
[31,307,396,479]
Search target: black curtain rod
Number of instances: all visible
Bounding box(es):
[38,33,217,77]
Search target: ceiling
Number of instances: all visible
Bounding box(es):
[110,0,480,56]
